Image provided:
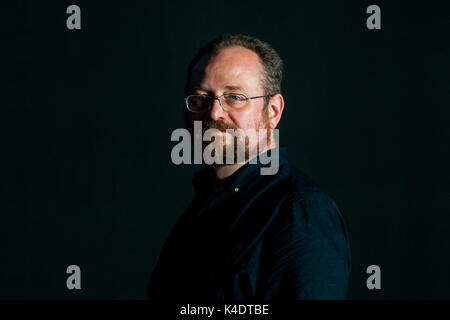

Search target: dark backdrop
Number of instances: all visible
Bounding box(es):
[2,0,449,299]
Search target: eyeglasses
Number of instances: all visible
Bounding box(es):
[185,93,272,113]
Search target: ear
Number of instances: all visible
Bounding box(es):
[266,93,284,129]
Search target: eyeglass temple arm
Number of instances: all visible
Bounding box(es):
[248,94,274,100]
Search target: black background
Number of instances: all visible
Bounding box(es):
[2,0,450,299]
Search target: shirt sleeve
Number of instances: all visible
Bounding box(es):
[258,194,351,300]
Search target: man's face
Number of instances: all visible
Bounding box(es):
[186,46,271,163]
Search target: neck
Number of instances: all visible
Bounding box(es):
[207,143,275,192]
[212,163,245,180]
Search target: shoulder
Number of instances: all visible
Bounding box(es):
[279,164,335,206]
[271,164,350,247]
[276,164,341,215]
[259,165,352,299]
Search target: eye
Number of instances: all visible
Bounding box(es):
[193,95,211,104]
[227,94,246,101]
[187,95,211,111]
[198,95,210,101]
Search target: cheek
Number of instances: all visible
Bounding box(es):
[247,111,268,130]
[229,109,258,130]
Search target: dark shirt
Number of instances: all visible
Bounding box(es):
[147,147,351,300]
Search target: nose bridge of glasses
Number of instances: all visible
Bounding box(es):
[211,96,225,110]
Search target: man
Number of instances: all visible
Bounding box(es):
[148,34,351,300]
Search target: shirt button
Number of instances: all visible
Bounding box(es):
[234,187,240,193]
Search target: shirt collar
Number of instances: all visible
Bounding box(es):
[192,147,288,197]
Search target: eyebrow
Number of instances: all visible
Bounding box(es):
[190,85,246,94]
[189,86,207,93]
[224,85,244,91]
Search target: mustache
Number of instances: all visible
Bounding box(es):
[202,121,237,133]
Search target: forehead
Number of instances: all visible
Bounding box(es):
[189,46,263,93]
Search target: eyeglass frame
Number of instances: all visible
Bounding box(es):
[184,93,274,113]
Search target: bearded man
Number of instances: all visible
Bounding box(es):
[147,34,351,300]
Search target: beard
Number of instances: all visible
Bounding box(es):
[201,113,272,167]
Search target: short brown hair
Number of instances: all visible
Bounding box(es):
[184,34,283,105]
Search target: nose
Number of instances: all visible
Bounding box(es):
[206,97,227,121]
